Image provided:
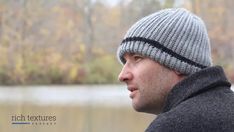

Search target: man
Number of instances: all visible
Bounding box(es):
[117,8,234,132]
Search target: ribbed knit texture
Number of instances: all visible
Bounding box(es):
[117,8,212,75]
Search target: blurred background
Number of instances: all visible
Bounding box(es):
[0,0,233,132]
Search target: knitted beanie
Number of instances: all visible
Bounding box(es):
[117,8,212,75]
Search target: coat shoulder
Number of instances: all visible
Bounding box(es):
[146,88,234,132]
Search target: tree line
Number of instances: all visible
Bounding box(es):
[0,0,233,85]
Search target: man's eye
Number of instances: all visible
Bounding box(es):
[133,55,143,62]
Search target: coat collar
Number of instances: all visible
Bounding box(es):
[163,66,231,112]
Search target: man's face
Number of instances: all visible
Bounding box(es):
[118,53,179,114]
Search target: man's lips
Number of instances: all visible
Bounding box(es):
[127,86,138,92]
[127,86,138,99]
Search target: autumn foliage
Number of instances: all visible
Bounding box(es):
[0,0,233,85]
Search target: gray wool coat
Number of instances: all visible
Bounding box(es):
[146,66,234,132]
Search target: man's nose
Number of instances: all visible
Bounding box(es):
[118,66,133,82]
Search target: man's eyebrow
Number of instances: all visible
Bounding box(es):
[131,54,146,58]
[128,53,135,57]
[129,53,142,56]
[123,53,145,62]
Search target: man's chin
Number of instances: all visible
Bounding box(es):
[132,103,160,114]
[132,103,147,113]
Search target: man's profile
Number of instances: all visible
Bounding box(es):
[117,8,234,132]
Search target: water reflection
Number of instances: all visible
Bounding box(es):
[0,85,130,106]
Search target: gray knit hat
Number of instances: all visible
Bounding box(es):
[117,8,212,75]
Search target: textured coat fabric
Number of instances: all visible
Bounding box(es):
[146,66,234,132]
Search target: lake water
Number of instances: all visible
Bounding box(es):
[0,85,130,107]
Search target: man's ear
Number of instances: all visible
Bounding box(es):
[173,70,187,82]
[174,70,185,76]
